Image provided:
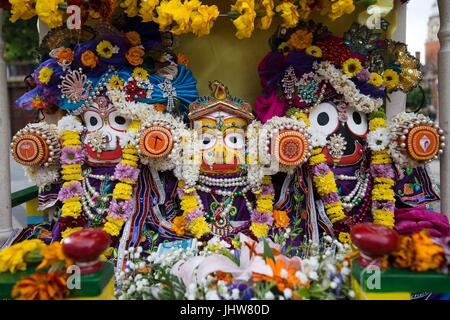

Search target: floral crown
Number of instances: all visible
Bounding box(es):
[16,23,199,118]
[256,21,423,118]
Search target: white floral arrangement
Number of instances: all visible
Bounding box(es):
[246,121,264,189]
[367,127,390,151]
[115,233,355,300]
[314,61,383,114]
[57,115,84,135]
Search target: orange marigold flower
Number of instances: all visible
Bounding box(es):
[216,271,233,283]
[12,271,69,300]
[172,216,187,236]
[273,210,290,229]
[57,48,74,64]
[287,29,313,50]
[37,242,72,270]
[154,103,166,112]
[81,50,99,69]
[125,31,142,46]
[126,47,145,66]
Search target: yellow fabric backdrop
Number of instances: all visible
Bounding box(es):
[178,1,398,106]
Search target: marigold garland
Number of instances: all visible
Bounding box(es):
[368,111,396,229]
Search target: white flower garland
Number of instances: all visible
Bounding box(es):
[313,61,383,114]
[57,115,84,134]
[246,121,264,189]
[24,166,60,191]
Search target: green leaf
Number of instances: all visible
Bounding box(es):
[262,238,275,261]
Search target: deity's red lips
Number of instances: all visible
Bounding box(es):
[85,143,123,162]
[323,141,364,166]
[201,157,240,174]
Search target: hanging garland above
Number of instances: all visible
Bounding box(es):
[2,0,402,39]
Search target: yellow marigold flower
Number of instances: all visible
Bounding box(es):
[112,183,133,200]
[313,172,337,195]
[189,217,210,238]
[35,0,64,29]
[121,0,139,18]
[305,45,323,58]
[0,239,45,273]
[309,152,326,165]
[62,174,83,181]
[132,67,149,80]
[9,0,36,23]
[190,4,220,36]
[61,227,83,239]
[61,201,82,218]
[338,232,351,244]
[342,58,363,78]
[287,29,313,50]
[231,0,257,39]
[256,198,274,213]
[127,122,141,132]
[374,177,395,186]
[369,118,387,131]
[259,0,274,30]
[96,40,114,59]
[328,0,355,21]
[38,67,54,85]
[61,164,82,175]
[383,69,400,91]
[274,210,290,228]
[37,242,71,270]
[275,1,300,28]
[108,75,124,90]
[172,216,187,236]
[122,153,139,162]
[121,159,139,168]
[250,222,269,238]
[368,72,384,88]
[139,0,158,22]
[262,175,272,184]
[180,195,199,213]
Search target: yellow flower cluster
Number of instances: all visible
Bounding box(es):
[275,1,300,28]
[369,117,387,131]
[319,0,355,21]
[250,222,270,238]
[35,0,65,29]
[231,0,257,39]
[342,58,362,78]
[293,111,311,127]
[9,0,36,23]
[338,232,351,244]
[189,217,210,238]
[309,147,346,223]
[38,67,54,85]
[153,0,220,36]
[61,227,83,239]
[60,129,83,219]
[259,0,275,30]
[371,150,392,165]
[0,239,45,274]
[383,69,400,92]
[103,216,126,237]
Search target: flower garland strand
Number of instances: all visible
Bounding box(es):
[368,110,396,229]
[58,118,84,227]
[173,176,275,239]
[8,0,361,38]
[103,120,141,237]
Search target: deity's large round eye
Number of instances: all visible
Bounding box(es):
[199,132,216,150]
[83,111,103,131]
[346,108,368,137]
[309,102,339,136]
[109,111,130,131]
[224,132,245,150]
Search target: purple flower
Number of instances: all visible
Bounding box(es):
[186,209,204,223]
[322,192,340,205]
[250,210,274,225]
[372,200,395,212]
[313,163,331,177]
[58,182,83,201]
[370,164,395,179]
[61,147,85,165]
[113,164,139,181]
[356,69,371,82]
[261,184,275,195]
[109,199,134,220]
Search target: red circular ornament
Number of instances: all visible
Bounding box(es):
[139,126,173,158]
[62,228,111,274]
[274,130,308,166]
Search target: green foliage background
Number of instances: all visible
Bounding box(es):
[2,11,39,63]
